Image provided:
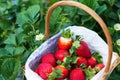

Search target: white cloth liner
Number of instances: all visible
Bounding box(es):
[25,26,117,80]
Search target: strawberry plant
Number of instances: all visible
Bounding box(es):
[0,0,120,80]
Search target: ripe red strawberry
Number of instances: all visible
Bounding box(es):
[88,56,97,68]
[37,63,53,79]
[70,68,85,80]
[41,53,56,66]
[58,29,73,50]
[76,41,92,58]
[55,65,68,79]
[95,63,104,73]
[55,49,70,62]
[58,37,72,50]
[76,57,88,68]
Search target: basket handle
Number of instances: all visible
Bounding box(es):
[45,1,112,73]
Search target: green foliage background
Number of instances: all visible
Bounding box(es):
[0,0,120,80]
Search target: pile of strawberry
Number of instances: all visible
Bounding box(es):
[34,29,104,80]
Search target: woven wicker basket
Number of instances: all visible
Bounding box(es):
[45,1,120,80]
[25,1,120,80]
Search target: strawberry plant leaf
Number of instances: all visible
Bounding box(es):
[4,34,17,46]
[5,45,15,55]
[14,46,25,56]
[1,58,21,80]
[115,1,120,8]
[81,0,99,10]
[26,5,40,24]
[16,12,29,26]
[15,27,24,35]
[21,50,32,65]
[16,33,28,45]
[28,0,42,4]
[16,5,40,26]
[50,7,62,27]
[0,48,11,58]
[0,75,5,80]
[50,7,62,35]
[81,16,92,24]
[117,9,120,20]
[63,6,77,19]
[0,20,14,31]
[96,4,107,15]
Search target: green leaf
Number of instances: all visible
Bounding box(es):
[16,33,28,45]
[14,46,25,56]
[16,5,40,26]
[78,0,99,16]
[69,46,76,55]
[0,0,6,2]
[108,12,118,20]
[0,20,14,31]
[108,70,120,80]
[84,66,96,80]
[15,27,24,35]
[0,3,10,16]
[107,0,115,6]
[29,0,42,4]
[108,27,115,35]
[63,6,77,19]
[96,4,107,14]
[4,34,17,46]
[81,16,92,24]
[81,0,99,10]
[62,29,73,38]
[117,9,120,20]
[26,5,40,24]
[21,50,31,65]
[73,41,80,48]
[16,12,29,26]
[93,52,103,63]
[0,75,5,80]
[5,45,15,55]
[50,7,62,26]
[1,58,21,80]
[115,1,120,8]
[0,48,11,58]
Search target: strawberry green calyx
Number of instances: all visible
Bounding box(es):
[61,56,72,70]
[73,41,80,48]
[84,66,96,80]
[62,29,74,39]
[75,35,84,41]
[48,69,62,80]
[92,52,103,63]
[69,41,80,55]
[69,35,83,55]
